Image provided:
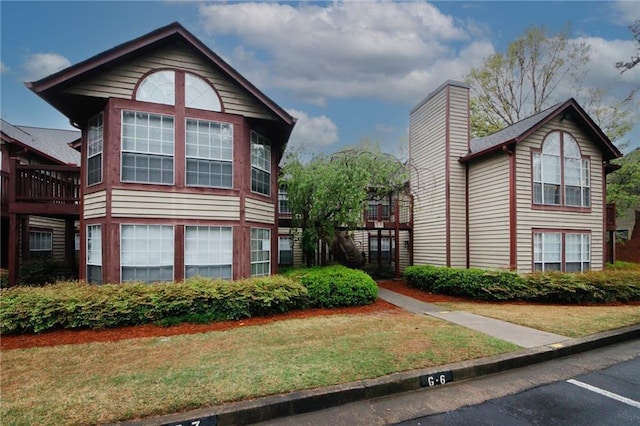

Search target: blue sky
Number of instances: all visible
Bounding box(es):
[1,1,638,156]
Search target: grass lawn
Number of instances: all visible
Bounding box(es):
[1,310,517,425]
[434,302,640,337]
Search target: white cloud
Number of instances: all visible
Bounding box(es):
[23,53,71,81]
[199,1,487,105]
[286,108,339,151]
[375,123,395,133]
[610,1,640,25]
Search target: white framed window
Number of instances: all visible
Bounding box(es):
[121,224,174,283]
[87,225,102,284]
[185,73,222,111]
[533,131,590,207]
[185,226,232,279]
[278,235,293,266]
[369,236,393,263]
[29,230,52,259]
[121,111,174,184]
[278,188,290,215]
[136,70,175,106]
[251,131,271,196]
[186,119,233,188]
[533,231,591,272]
[87,112,103,186]
[251,228,270,277]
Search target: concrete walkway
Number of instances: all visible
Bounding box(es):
[378,287,568,348]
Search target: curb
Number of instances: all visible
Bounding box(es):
[118,324,640,426]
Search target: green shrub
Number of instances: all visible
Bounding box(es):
[19,259,74,286]
[403,265,640,303]
[403,265,527,301]
[606,261,640,271]
[0,276,308,335]
[0,269,8,288]
[284,265,377,308]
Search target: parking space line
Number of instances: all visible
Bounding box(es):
[567,379,640,409]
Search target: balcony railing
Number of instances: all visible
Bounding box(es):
[364,198,412,226]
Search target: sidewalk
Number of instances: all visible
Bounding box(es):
[121,288,640,426]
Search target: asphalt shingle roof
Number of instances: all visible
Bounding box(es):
[1,119,81,165]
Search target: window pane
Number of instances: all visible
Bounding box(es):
[251,228,270,276]
[121,225,174,283]
[185,119,233,188]
[185,73,222,111]
[136,70,175,105]
[251,131,271,196]
[87,113,103,185]
[185,226,233,279]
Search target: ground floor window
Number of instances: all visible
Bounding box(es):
[278,235,293,266]
[533,231,590,272]
[121,224,174,283]
[184,226,232,279]
[29,230,52,259]
[87,225,102,284]
[369,236,393,263]
[251,228,270,277]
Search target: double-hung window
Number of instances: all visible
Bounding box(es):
[251,228,271,276]
[533,231,590,272]
[186,119,233,187]
[121,225,174,283]
[278,188,291,216]
[533,131,589,207]
[370,236,393,263]
[87,225,102,284]
[121,111,174,184]
[29,230,52,259]
[278,235,293,266]
[251,131,271,196]
[87,113,103,186]
[184,226,233,279]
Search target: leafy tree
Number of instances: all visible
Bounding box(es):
[466,26,632,146]
[616,19,640,73]
[280,142,407,266]
[607,148,640,217]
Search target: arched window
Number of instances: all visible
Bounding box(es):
[136,70,175,105]
[185,73,221,111]
[533,131,590,207]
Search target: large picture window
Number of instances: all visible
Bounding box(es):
[121,111,174,184]
[186,119,233,188]
[533,231,590,272]
[121,225,174,283]
[184,226,232,279]
[251,228,270,276]
[251,131,271,196]
[533,131,590,208]
[87,112,103,186]
[87,225,102,284]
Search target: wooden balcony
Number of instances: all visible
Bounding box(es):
[6,160,81,216]
[363,198,412,230]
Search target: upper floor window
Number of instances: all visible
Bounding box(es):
[278,188,290,215]
[533,131,590,208]
[121,111,174,185]
[87,113,103,186]
[136,70,221,112]
[186,119,233,188]
[251,131,271,196]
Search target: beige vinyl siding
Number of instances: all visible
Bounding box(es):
[29,216,66,263]
[352,230,369,260]
[447,84,470,268]
[398,230,411,272]
[468,151,511,269]
[410,88,447,266]
[65,41,276,120]
[245,198,275,224]
[515,116,604,272]
[83,191,107,219]
[111,188,240,220]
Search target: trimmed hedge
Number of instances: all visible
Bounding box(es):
[403,265,640,304]
[0,276,308,334]
[284,265,378,308]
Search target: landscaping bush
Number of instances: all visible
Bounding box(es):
[0,269,8,288]
[403,265,527,300]
[0,276,308,334]
[606,261,640,271]
[403,265,640,303]
[284,265,377,308]
[19,259,75,286]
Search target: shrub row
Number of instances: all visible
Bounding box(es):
[0,276,308,334]
[403,265,640,304]
[284,265,378,308]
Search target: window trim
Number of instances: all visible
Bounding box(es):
[250,131,272,197]
[251,228,271,277]
[86,224,102,284]
[184,225,233,280]
[532,229,592,273]
[531,130,592,212]
[185,118,234,189]
[120,224,175,283]
[87,112,103,186]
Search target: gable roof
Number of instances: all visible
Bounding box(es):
[26,22,295,137]
[461,98,622,162]
[0,119,81,166]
